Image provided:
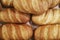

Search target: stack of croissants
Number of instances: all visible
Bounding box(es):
[0,0,60,40]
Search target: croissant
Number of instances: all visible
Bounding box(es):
[0,24,33,40]
[32,9,60,25]
[1,0,60,15]
[0,8,30,23]
[35,24,60,40]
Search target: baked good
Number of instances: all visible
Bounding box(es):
[32,9,60,25]
[1,0,60,15]
[0,24,33,40]
[35,24,60,40]
[0,8,30,23]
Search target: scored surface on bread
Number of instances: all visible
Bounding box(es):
[32,9,60,25]
[35,24,60,40]
[0,9,30,23]
[0,24,33,40]
[1,0,60,15]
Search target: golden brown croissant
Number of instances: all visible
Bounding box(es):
[1,0,60,15]
[0,8,30,23]
[35,24,60,40]
[0,24,33,40]
[32,9,60,25]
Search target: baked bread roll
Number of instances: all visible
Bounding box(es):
[1,0,60,15]
[32,9,60,25]
[0,24,33,40]
[35,24,60,40]
[0,8,30,23]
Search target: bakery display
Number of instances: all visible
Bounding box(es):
[0,0,60,40]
